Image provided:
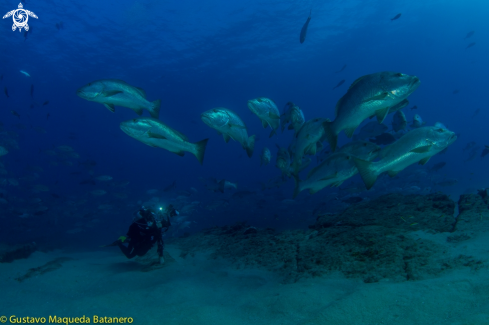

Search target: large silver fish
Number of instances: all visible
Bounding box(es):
[293,149,379,198]
[120,117,208,164]
[247,98,280,138]
[353,125,457,190]
[293,142,380,197]
[300,10,311,44]
[77,79,161,118]
[281,102,305,135]
[324,71,420,151]
[201,107,256,158]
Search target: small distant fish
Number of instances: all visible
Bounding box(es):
[55,21,64,30]
[410,105,417,110]
[20,70,30,77]
[463,141,476,152]
[335,64,347,73]
[481,145,489,158]
[452,90,459,94]
[471,108,480,118]
[466,42,476,49]
[465,147,480,162]
[411,114,425,128]
[42,100,49,106]
[390,13,401,21]
[332,79,345,90]
[46,113,50,120]
[464,31,474,39]
[4,87,9,98]
[300,10,312,44]
[10,110,20,118]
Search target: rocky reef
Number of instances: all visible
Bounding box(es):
[176,193,487,283]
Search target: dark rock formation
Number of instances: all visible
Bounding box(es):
[0,243,36,263]
[175,193,485,284]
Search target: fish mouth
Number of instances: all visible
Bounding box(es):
[448,133,458,144]
[410,77,421,89]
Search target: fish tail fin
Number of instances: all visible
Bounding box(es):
[323,120,338,152]
[292,173,301,199]
[193,138,209,165]
[269,129,276,138]
[246,135,256,158]
[150,99,161,119]
[352,157,377,190]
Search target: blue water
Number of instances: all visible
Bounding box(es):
[0,0,487,243]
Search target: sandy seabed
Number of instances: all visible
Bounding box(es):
[2,238,489,325]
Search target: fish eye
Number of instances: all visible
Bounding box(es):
[436,128,445,133]
[133,119,137,122]
[395,73,403,77]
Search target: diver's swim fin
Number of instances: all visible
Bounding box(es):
[99,236,127,247]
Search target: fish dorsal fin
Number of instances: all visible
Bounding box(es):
[348,76,366,90]
[375,107,390,123]
[223,133,231,143]
[135,87,146,98]
[261,120,268,128]
[305,143,317,155]
[344,126,357,138]
[418,157,431,165]
[104,103,115,112]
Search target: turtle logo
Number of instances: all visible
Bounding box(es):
[3,3,38,32]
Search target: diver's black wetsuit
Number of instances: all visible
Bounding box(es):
[118,215,171,259]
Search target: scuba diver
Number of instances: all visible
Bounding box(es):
[107,204,179,264]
